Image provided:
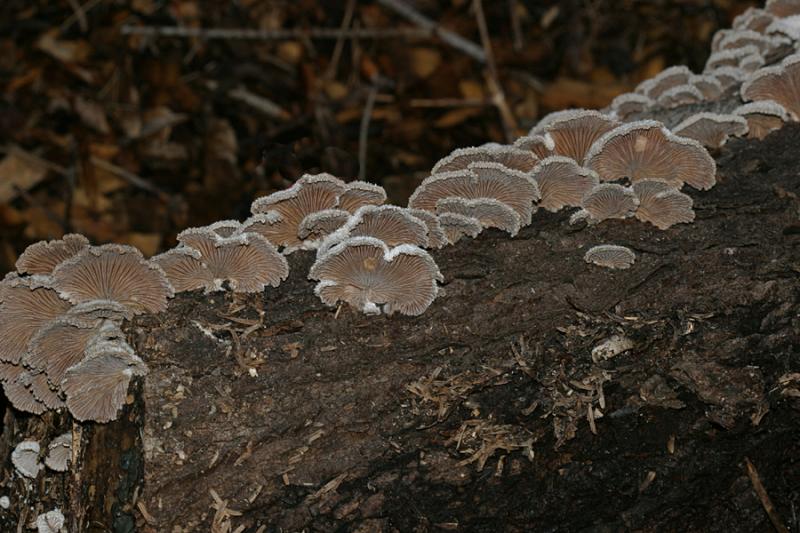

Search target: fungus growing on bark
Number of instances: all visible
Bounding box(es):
[512,134,554,159]
[766,0,800,17]
[44,433,71,472]
[24,371,65,410]
[437,212,484,244]
[711,66,748,90]
[308,236,442,316]
[408,209,448,249]
[337,181,387,213]
[584,245,636,270]
[632,180,696,229]
[297,209,351,245]
[609,93,654,120]
[537,110,621,162]
[431,145,539,174]
[36,509,65,533]
[150,247,211,293]
[741,53,800,118]
[733,7,775,32]
[11,440,42,478]
[635,66,693,98]
[584,120,717,190]
[206,220,242,237]
[706,45,762,71]
[688,74,724,100]
[733,100,790,138]
[409,162,540,225]
[173,229,289,292]
[61,336,148,423]
[581,184,639,222]
[672,112,749,148]
[52,244,173,314]
[530,156,600,212]
[435,197,522,237]
[739,52,766,74]
[322,205,429,252]
[1,363,46,415]
[656,84,705,108]
[15,234,90,275]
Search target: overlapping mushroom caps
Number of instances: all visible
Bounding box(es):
[512,134,555,159]
[432,145,539,174]
[688,74,724,101]
[733,7,775,32]
[657,84,705,108]
[584,120,717,190]
[733,100,790,138]
[766,0,800,17]
[533,109,621,162]
[435,197,522,237]
[711,66,748,90]
[297,209,352,246]
[530,156,599,212]
[632,180,696,229]
[321,205,429,253]
[407,209,448,249]
[608,93,654,121]
[706,45,762,71]
[584,245,636,270]
[635,66,693,99]
[437,212,484,244]
[580,184,640,222]
[672,112,749,148]
[308,236,442,316]
[741,52,800,118]
[15,234,89,275]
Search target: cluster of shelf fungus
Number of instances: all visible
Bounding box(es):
[0,5,799,512]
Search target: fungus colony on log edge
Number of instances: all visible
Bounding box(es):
[2,0,799,432]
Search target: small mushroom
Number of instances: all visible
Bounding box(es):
[52,244,173,315]
[584,245,636,270]
[632,180,696,230]
[717,29,787,55]
[537,109,621,162]
[584,120,717,190]
[297,209,352,245]
[766,0,800,17]
[44,433,72,472]
[15,234,90,275]
[739,52,766,74]
[321,205,429,254]
[672,112,749,148]
[206,220,242,237]
[733,100,790,139]
[24,371,65,410]
[741,52,800,119]
[656,84,705,108]
[435,197,522,237]
[688,74,724,100]
[609,93,654,120]
[1,363,46,415]
[705,45,762,71]
[431,145,539,174]
[581,184,639,222]
[710,66,748,90]
[733,7,775,33]
[308,236,442,316]
[11,440,42,478]
[512,134,555,159]
[530,156,600,212]
[36,508,66,533]
[407,209,448,249]
[337,181,387,213]
[150,247,212,294]
[437,212,484,244]
[635,66,693,99]
[766,15,800,40]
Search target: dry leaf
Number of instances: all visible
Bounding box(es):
[0,147,50,203]
[410,48,441,79]
[74,96,111,134]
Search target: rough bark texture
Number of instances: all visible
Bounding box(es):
[3,125,800,532]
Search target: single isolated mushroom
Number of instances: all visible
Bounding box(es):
[36,508,66,533]
[308,236,443,316]
[733,100,790,139]
[431,145,539,174]
[530,156,600,212]
[407,209,448,249]
[672,112,749,148]
[656,84,705,108]
[44,433,72,472]
[632,180,696,230]
[537,109,621,163]
[11,440,42,478]
[52,244,173,315]
[584,120,717,190]
[337,181,387,213]
[15,234,90,275]
[741,53,800,119]
[609,93,654,120]
[584,245,636,270]
[688,74,724,101]
[435,197,522,237]
[635,65,693,99]
[581,184,640,222]
[512,134,554,159]
[297,209,352,246]
[437,212,484,244]
[320,205,429,254]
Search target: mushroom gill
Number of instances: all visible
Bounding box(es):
[584,244,636,270]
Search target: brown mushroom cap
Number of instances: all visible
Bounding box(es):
[710,66,747,90]
[15,234,90,275]
[24,371,65,410]
[512,134,555,159]
[45,432,72,472]
[435,197,522,237]
[531,156,600,212]
[539,110,621,162]
[733,100,790,139]
[717,29,787,55]
[688,74,724,100]
[706,45,762,71]
[337,181,387,213]
[206,220,243,237]
[656,84,705,108]
[741,53,800,119]
[633,180,696,230]
[322,205,429,253]
[150,247,212,294]
[297,209,351,243]
[609,93,654,120]
[635,66,693,99]
[733,7,775,33]
[432,145,539,174]
[584,244,636,269]
[739,53,766,74]
[584,120,717,190]
[308,236,442,316]
[52,244,173,314]
[766,0,800,17]
[239,211,284,247]
[1,363,46,414]
[766,16,800,40]
[581,184,639,222]
[437,212,484,244]
[407,209,448,249]
[672,112,749,148]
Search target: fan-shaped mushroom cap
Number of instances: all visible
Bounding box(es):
[308,236,442,316]
[530,156,600,212]
[297,209,351,244]
[431,145,539,174]
[710,66,748,90]
[61,337,147,423]
[584,245,636,270]
[733,7,775,33]
[337,181,387,213]
[24,371,65,410]
[635,66,693,98]
[733,100,790,139]
[0,276,70,364]
[206,220,242,237]
[11,440,42,478]
[52,244,173,314]
[437,212,484,244]
[1,364,46,414]
[741,53,800,119]
[656,84,705,108]
[584,120,717,190]
[36,509,65,533]
[672,112,749,148]
[739,53,766,74]
[706,45,762,70]
[44,433,71,472]
[609,93,654,120]
[512,134,555,159]
[717,29,787,55]
[538,110,621,162]
[632,180,695,229]
[766,0,800,17]
[172,229,288,292]
[435,197,522,236]
[150,247,211,294]
[409,162,540,225]
[407,209,448,249]
[69,299,132,322]
[689,74,724,100]
[249,173,346,251]
[322,205,429,254]
[15,234,90,275]
[581,184,639,222]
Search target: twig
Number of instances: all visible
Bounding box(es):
[325,0,357,80]
[61,0,104,33]
[90,157,170,202]
[358,86,379,181]
[375,0,487,63]
[745,457,789,533]
[508,0,524,51]
[410,97,489,108]
[228,87,290,120]
[121,24,431,41]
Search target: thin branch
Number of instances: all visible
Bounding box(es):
[745,457,789,533]
[60,0,104,33]
[325,0,357,80]
[90,157,170,202]
[120,25,431,41]
[410,98,489,108]
[358,86,379,182]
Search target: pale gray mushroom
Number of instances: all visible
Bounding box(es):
[609,93,654,120]
[44,433,72,472]
[437,212,484,244]
[431,145,539,174]
[733,100,790,139]
[337,181,387,213]
[52,244,173,315]
[584,120,717,190]
[512,134,554,159]
[308,236,443,316]
[15,234,90,275]
[537,109,621,162]
[688,74,723,101]
[581,184,639,222]
[530,156,600,212]
[656,84,705,108]
[584,245,636,270]
[632,180,696,230]
[710,66,748,90]
[36,508,66,533]
[11,440,42,478]
[635,66,693,99]
[407,209,448,249]
[741,53,800,119]
[435,197,522,237]
[320,205,429,254]
[705,45,762,71]
[766,15,800,40]
[672,112,749,148]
